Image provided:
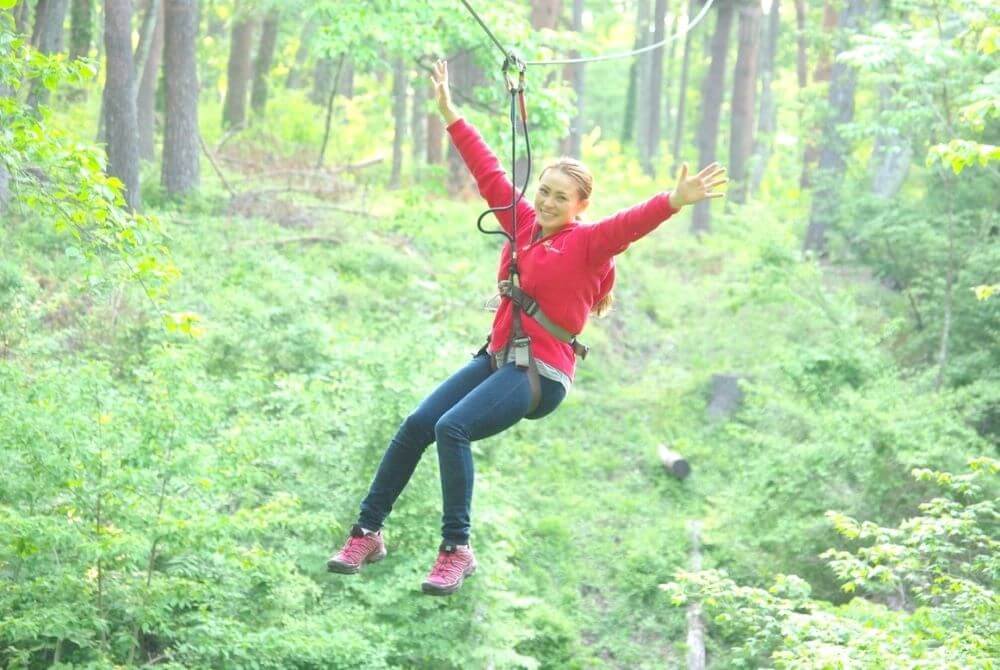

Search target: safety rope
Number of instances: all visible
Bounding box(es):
[459,0,717,67]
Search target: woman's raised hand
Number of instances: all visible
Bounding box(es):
[670,162,728,208]
[430,59,459,125]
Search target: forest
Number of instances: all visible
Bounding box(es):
[0,0,998,667]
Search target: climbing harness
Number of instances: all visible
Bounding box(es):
[465,48,589,415]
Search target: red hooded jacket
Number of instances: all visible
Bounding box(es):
[448,118,679,381]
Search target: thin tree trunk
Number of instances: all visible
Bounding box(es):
[27,0,69,108]
[800,0,838,188]
[311,56,333,106]
[411,71,426,166]
[161,0,200,196]
[137,0,164,161]
[640,0,668,176]
[250,9,280,113]
[663,9,679,153]
[446,51,483,196]
[749,0,780,199]
[728,0,762,204]
[562,0,585,158]
[340,56,354,99]
[131,0,161,102]
[794,0,807,88]
[427,108,443,165]
[389,57,407,189]
[69,0,91,60]
[692,0,734,234]
[672,0,698,170]
[633,0,652,150]
[869,83,912,198]
[14,0,31,35]
[316,54,345,168]
[803,0,867,255]
[104,0,141,210]
[285,22,313,89]
[623,0,649,144]
[222,10,255,128]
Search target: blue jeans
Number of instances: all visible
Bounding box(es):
[357,351,566,544]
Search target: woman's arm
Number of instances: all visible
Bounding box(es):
[583,162,727,265]
[430,60,534,238]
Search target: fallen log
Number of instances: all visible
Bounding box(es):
[658,444,691,480]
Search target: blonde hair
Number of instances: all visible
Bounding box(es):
[541,158,612,318]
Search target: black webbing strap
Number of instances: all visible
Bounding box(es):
[497,280,590,360]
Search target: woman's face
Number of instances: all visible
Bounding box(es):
[535,169,588,227]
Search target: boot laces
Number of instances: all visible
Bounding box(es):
[430,549,465,581]
[340,535,375,563]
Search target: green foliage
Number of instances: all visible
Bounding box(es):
[662,459,999,669]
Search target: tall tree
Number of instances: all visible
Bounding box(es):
[748,0,781,199]
[69,0,91,60]
[692,0,734,234]
[623,0,650,144]
[672,0,699,169]
[728,0,762,203]
[561,0,585,159]
[162,0,200,196]
[411,69,426,166]
[803,0,867,255]
[137,0,164,161]
[639,0,668,176]
[103,0,141,210]
[426,90,444,165]
[27,0,69,108]
[389,57,407,189]
[801,0,839,187]
[221,7,255,128]
[446,50,483,196]
[285,22,313,89]
[250,8,280,113]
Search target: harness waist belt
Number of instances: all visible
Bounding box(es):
[497,280,589,360]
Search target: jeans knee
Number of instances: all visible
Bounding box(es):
[434,415,468,445]
[398,412,435,448]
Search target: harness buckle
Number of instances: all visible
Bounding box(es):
[512,336,531,367]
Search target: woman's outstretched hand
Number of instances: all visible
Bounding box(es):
[430,59,459,125]
[670,162,728,208]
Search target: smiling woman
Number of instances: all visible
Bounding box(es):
[326,57,727,597]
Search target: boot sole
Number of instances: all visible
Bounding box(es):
[421,564,477,596]
[327,548,387,574]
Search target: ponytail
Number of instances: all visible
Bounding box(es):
[592,292,614,318]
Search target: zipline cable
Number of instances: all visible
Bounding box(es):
[458,0,717,67]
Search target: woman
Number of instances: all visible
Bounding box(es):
[327,60,727,596]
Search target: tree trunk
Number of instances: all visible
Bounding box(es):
[250,9,280,113]
[389,57,407,189]
[800,0,838,187]
[285,22,313,89]
[622,0,649,144]
[446,51,483,196]
[691,0,734,234]
[794,0,807,88]
[104,0,141,210]
[161,0,200,197]
[672,0,698,169]
[632,0,652,149]
[728,0,762,204]
[311,56,333,106]
[530,0,562,28]
[341,56,354,99]
[411,71,426,166]
[639,0,667,176]
[748,0,780,199]
[427,109,443,165]
[69,0,91,60]
[222,10,255,129]
[561,0,585,158]
[869,83,912,199]
[28,0,69,108]
[14,0,31,35]
[803,0,867,255]
[663,9,679,154]
[137,0,164,161]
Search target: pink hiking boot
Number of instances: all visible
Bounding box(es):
[421,542,477,596]
[327,524,387,574]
